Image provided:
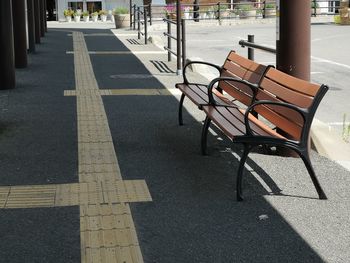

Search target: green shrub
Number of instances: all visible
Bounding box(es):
[113,7,129,15]
[82,11,89,17]
[63,9,74,17]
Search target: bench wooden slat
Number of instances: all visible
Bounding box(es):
[256,90,305,127]
[254,104,302,140]
[265,68,320,97]
[260,78,314,108]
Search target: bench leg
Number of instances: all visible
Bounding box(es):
[236,144,252,201]
[178,93,185,126]
[300,152,327,200]
[201,116,211,155]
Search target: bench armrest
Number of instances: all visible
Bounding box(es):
[207,77,258,105]
[244,100,307,138]
[183,61,222,84]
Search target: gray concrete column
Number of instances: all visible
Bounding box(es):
[34,0,41,43]
[276,0,311,81]
[27,0,36,53]
[0,0,16,89]
[12,0,28,68]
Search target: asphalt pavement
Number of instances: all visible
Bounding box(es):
[0,20,349,262]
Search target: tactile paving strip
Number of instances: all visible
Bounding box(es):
[64,89,171,96]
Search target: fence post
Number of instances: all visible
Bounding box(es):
[248,35,254,60]
[167,15,171,62]
[262,0,266,18]
[144,8,148,44]
[133,4,136,30]
[149,4,152,25]
[217,2,221,23]
[176,0,182,75]
[312,0,317,16]
[130,0,132,28]
[137,7,140,39]
[181,19,186,69]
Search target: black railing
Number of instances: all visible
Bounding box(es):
[163,16,186,75]
[239,34,276,61]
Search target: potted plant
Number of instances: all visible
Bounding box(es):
[73,12,81,22]
[64,9,73,22]
[99,10,108,22]
[113,7,130,28]
[82,11,90,22]
[91,11,98,22]
[235,4,256,19]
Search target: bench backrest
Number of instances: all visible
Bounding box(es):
[219,51,268,106]
[255,67,328,143]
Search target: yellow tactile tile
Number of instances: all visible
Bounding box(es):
[64,89,172,97]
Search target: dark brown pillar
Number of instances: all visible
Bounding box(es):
[34,0,41,43]
[44,0,47,32]
[39,0,45,37]
[0,0,16,89]
[27,0,36,53]
[12,0,28,68]
[276,0,310,81]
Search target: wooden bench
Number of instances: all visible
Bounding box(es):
[175,50,269,132]
[176,54,329,201]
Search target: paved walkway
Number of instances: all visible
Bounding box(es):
[0,22,350,262]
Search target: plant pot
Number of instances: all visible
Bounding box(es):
[65,16,72,22]
[91,15,98,22]
[83,16,89,22]
[74,16,80,22]
[110,14,115,22]
[114,14,130,28]
[100,15,107,22]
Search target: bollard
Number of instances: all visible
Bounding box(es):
[176,0,182,75]
[149,4,152,26]
[129,0,132,28]
[0,0,16,89]
[133,4,136,30]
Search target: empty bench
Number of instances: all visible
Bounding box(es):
[176,54,329,201]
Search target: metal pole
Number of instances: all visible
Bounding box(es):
[176,0,181,75]
[12,0,28,68]
[39,0,45,37]
[217,2,221,22]
[181,19,186,69]
[262,0,266,18]
[34,0,41,43]
[0,0,16,89]
[167,15,171,62]
[276,0,310,81]
[133,4,136,30]
[194,0,199,22]
[149,4,152,26]
[27,0,36,53]
[144,8,148,44]
[137,7,140,39]
[129,0,132,28]
[247,34,254,61]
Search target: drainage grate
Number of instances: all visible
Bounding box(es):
[150,60,175,74]
[126,39,141,45]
